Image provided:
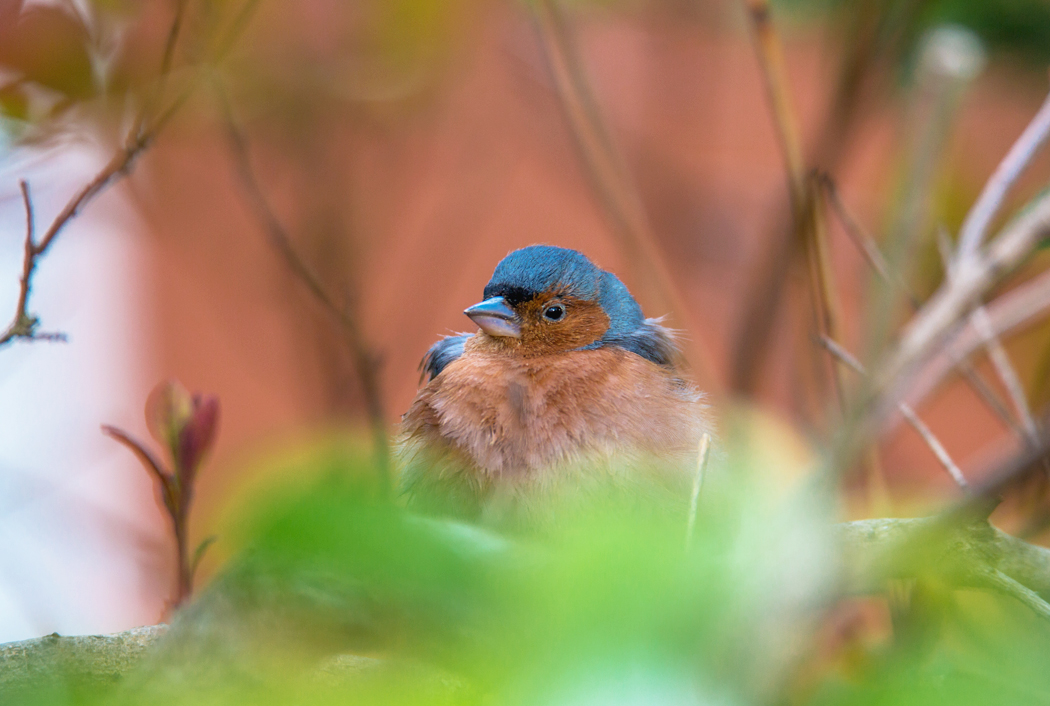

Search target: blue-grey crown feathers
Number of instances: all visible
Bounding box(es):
[483,245,600,303]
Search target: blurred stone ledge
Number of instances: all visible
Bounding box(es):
[0,624,168,690]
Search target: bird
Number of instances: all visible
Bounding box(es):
[398,245,710,524]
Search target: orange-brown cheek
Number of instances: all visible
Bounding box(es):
[518,297,610,354]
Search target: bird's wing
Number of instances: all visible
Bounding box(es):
[615,318,682,368]
[419,334,472,382]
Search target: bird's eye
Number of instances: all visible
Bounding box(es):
[544,305,565,321]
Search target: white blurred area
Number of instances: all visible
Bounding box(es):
[0,143,167,643]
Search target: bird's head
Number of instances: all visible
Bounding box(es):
[464,245,646,356]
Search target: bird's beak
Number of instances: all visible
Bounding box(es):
[464,297,521,338]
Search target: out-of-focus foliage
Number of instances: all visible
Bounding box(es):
[9,415,1050,705]
[920,0,1050,65]
[779,0,1050,66]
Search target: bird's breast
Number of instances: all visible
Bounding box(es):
[400,344,708,480]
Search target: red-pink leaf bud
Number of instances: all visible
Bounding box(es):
[145,379,194,456]
[176,394,220,488]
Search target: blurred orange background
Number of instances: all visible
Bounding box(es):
[4,0,1050,635]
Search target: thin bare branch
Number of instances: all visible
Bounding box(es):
[739,2,853,423]
[935,223,1042,446]
[0,182,68,346]
[128,0,189,146]
[970,306,1041,440]
[529,0,722,395]
[685,433,712,551]
[955,89,1050,263]
[742,0,805,210]
[16,180,33,316]
[215,84,390,494]
[822,177,1022,436]
[900,266,1050,421]
[896,401,969,491]
[819,335,968,490]
[872,189,1050,429]
[822,175,892,284]
[1,0,262,350]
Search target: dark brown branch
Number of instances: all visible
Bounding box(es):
[0,181,67,346]
[215,85,390,494]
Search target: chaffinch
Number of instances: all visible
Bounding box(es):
[399,245,709,522]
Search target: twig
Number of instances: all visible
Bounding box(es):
[936,223,1042,446]
[741,0,805,210]
[901,267,1050,419]
[684,433,712,551]
[955,89,1050,263]
[822,176,1022,436]
[729,0,891,396]
[0,0,261,350]
[739,0,881,503]
[871,188,1050,429]
[127,0,188,147]
[970,306,1041,440]
[215,85,390,494]
[0,182,68,346]
[822,175,892,283]
[739,2,854,422]
[819,335,968,491]
[528,0,722,395]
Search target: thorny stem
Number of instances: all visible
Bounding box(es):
[216,85,390,494]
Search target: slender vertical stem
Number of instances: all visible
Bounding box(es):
[685,433,712,551]
[217,86,390,493]
[530,0,722,394]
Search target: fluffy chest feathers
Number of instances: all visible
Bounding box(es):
[400,340,708,479]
